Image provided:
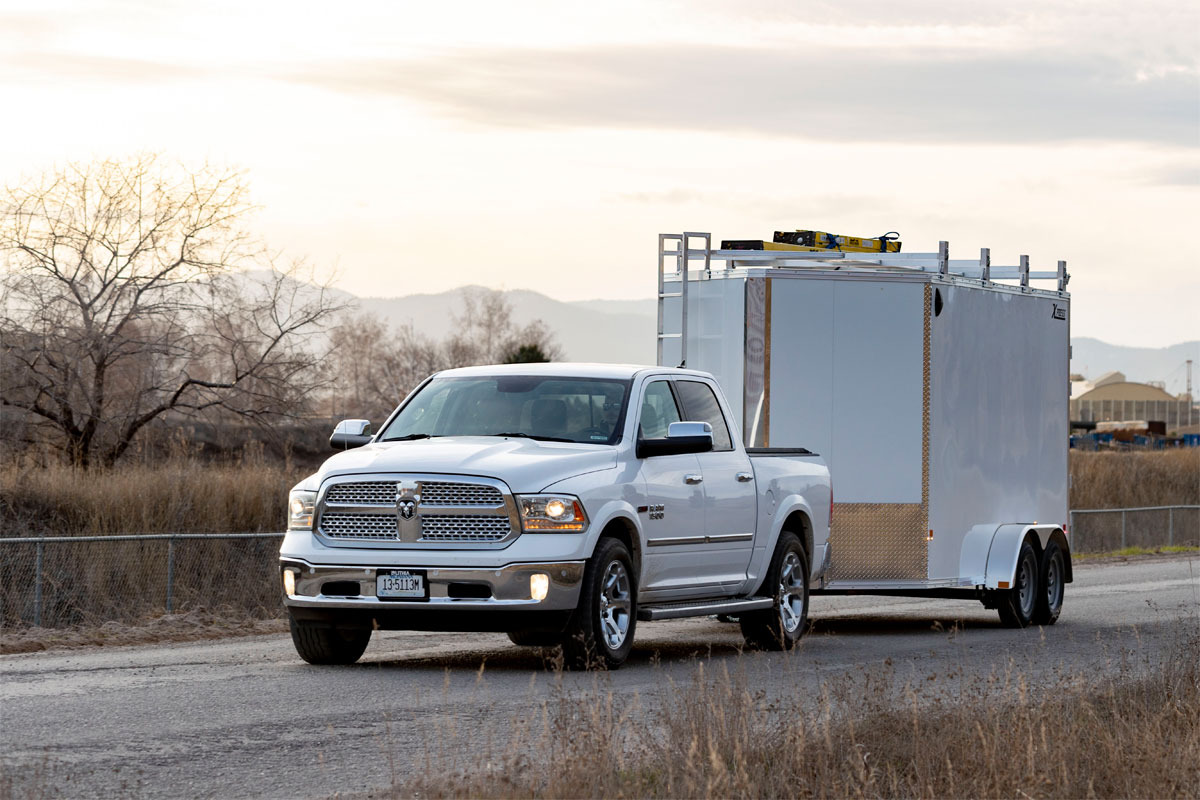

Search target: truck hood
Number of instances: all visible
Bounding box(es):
[313,436,618,493]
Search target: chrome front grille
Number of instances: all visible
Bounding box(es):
[419,482,503,507]
[319,512,398,539]
[316,475,517,548]
[420,515,512,542]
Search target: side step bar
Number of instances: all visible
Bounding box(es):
[637,597,773,621]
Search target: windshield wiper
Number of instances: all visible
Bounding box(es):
[487,432,576,443]
[380,433,435,442]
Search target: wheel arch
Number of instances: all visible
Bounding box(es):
[984,523,1067,588]
[593,515,642,581]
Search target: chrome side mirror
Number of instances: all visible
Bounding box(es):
[636,421,714,458]
[330,419,372,450]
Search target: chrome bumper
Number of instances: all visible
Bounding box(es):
[280,558,585,611]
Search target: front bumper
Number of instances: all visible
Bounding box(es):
[280,558,585,612]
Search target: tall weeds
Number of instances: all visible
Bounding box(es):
[1070,449,1199,509]
[405,628,1200,799]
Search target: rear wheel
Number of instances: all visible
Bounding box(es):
[740,532,809,651]
[561,537,637,670]
[1032,541,1065,626]
[289,615,371,665]
[996,540,1038,628]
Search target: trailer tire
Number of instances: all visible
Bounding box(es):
[561,537,637,670]
[289,615,371,665]
[1032,540,1065,626]
[996,540,1038,628]
[740,532,809,651]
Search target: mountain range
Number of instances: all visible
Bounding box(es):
[343,285,1197,395]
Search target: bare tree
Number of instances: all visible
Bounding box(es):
[0,155,342,467]
[323,290,563,421]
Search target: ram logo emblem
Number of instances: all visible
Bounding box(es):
[395,480,420,520]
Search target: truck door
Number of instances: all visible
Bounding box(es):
[675,379,757,586]
[635,379,711,599]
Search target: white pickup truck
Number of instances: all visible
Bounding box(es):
[280,363,831,668]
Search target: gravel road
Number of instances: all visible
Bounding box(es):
[2,555,1197,799]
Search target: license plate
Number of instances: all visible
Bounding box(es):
[376,569,427,600]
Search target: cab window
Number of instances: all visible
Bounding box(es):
[675,380,734,451]
[639,381,682,439]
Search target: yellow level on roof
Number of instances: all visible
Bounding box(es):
[775,230,901,253]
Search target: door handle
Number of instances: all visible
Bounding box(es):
[735,471,753,482]
[684,474,703,485]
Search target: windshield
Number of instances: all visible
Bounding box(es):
[378,376,632,445]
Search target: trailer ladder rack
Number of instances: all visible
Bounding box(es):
[658,232,1069,368]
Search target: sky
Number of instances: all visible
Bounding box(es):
[1,0,1197,347]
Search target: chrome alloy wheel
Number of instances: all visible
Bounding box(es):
[777,551,806,634]
[598,559,632,650]
[1017,552,1036,619]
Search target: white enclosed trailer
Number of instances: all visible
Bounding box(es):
[656,233,1072,626]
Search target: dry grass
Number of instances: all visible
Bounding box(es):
[0,608,287,655]
[0,451,303,537]
[1070,449,1199,510]
[399,629,1200,799]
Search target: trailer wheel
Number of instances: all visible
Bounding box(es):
[289,615,371,665]
[996,540,1038,628]
[561,537,637,669]
[740,532,809,650]
[1032,541,1065,626]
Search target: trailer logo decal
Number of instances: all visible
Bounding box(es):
[1051,303,1067,321]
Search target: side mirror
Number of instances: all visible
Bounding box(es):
[636,421,714,458]
[330,419,373,450]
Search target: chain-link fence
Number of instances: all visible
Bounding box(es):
[0,533,284,629]
[1069,506,1199,553]
[2,509,1197,630]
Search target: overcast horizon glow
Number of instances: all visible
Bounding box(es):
[1,0,1196,346]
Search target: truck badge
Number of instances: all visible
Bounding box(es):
[395,480,420,520]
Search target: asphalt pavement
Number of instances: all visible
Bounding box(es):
[1,555,1196,799]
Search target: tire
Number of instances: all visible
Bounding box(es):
[996,539,1038,628]
[506,629,563,647]
[1032,540,1065,626]
[561,537,637,670]
[289,615,371,665]
[740,532,809,651]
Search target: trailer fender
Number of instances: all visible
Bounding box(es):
[983,524,1068,589]
[959,523,1001,585]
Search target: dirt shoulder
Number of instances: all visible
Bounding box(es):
[0,609,286,655]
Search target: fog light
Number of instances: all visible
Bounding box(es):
[283,569,297,596]
[530,573,549,602]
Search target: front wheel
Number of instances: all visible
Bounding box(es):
[740,532,809,651]
[289,615,371,665]
[561,537,637,669]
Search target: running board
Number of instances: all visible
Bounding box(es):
[637,597,772,621]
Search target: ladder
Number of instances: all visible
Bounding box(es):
[656,232,709,367]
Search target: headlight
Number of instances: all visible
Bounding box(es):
[517,494,588,532]
[288,490,316,530]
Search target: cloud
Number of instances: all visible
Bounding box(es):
[2,51,207,85]
[290,45,1199,147]
[1139,163,1200,186]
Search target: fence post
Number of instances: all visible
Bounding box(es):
[1168,507,1174,547]
[34,541,44,627]
[1121,510,1126,549]
[166,536,175,614]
